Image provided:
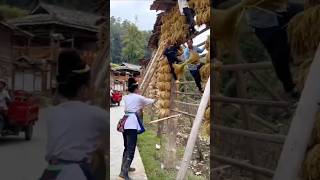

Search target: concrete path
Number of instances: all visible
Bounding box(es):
[0,109,47,180]
[110,105,148,180]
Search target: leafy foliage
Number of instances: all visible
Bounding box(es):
[110,16,152,65]
[0,5,27,20]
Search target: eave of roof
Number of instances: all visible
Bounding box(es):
[0,22,34,37]
[8,2,99,33]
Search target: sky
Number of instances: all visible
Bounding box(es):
[110,0,210,46]
[110,0,158,31]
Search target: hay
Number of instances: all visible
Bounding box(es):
[212,3,244,51]
[288,5,320,59]
[200,63,210,82]
[159,100,170,108]
[304,144,320,180]
[189,0,210,25]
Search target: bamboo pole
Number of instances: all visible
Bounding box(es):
[273,45,320,180]
[149,114,181,124]
[212,96,289,107]
[176,77,210,180]
[220,62,273,71]
[213,155,275,177]
[213,125,286,144]
[174,101,200,107]
[141,43,165,95]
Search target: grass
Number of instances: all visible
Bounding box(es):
[137,113,206,180]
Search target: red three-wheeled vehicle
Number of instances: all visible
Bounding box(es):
[0,90,39,140]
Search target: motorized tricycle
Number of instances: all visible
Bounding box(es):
[110,90,122,106]
[0,90,39,140]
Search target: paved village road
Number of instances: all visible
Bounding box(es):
[110,105,148,180]
[0,109,47,180]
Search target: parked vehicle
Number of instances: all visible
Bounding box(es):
[111,90,122,106]
[0,90,39,140]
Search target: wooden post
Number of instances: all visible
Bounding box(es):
[273,45,320,180]
[164,80,177,169]
[176,77,210,180]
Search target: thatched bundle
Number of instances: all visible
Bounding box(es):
[303,144,320,180]
[189,0,210,25]
[287,3,320,179]
[288,5,320,60]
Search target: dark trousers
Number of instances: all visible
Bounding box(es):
[120,129,138,179]
[183,7,195,30]
[253,3,303,92]
[122,129,137,162]
[190,64,203,91]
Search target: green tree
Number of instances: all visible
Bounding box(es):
[121,22,144,64]
[0,5,27,20]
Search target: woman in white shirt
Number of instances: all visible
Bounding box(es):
[119,78,155,180]
[39,50,108,180]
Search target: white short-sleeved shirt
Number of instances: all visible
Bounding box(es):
[124,93,155,130]
[0,90,10,110]
[42,101,108,163]
[178,0,189,15]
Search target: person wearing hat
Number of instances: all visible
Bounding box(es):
[0,79,11,111]
[39,49,108,180]
[118,78,156,180]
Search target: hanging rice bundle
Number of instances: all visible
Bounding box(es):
[309,112,320,147]
[159,91,171,99]
[205,50,210,64]
[159,100,170,109]
[158,73,172,82]
[201,37,210,82]
[190,0,210,25]
[173,63,186,80]
[306,0,320,8]
[200,63,210,82]
[212,3,244,51]
[202,106,211,136]
[159,6,189,45]
[294,57,313,92]
[158,63,171,74]
[288,5,320,60]
[158,82,171,91]
[158,108,171,117]
[303,144,320,180]
[289,4,320,179]
[188,52,200,64]
[173,52,200,80]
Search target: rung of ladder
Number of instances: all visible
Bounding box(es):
[216,62,273,71]
[174,91,202,96]
[213,125,286,144]
[174,101,199,107]
[175,81,195,84]
[212,154,275,177]
[212,96,290,107]
[170,109,197,119]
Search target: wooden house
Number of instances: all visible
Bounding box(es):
[8,2,99,93]
[0,22,35,91]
